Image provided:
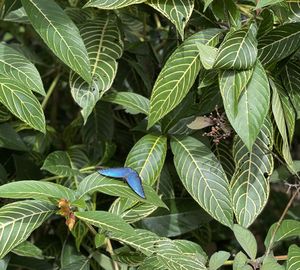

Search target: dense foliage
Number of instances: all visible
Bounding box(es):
[0,0,300,269]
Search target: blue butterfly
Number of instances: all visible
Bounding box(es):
[98,167,146,199]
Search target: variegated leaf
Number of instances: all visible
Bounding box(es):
[84,0,146,9]
[258,22,300,66]
[0,43,45,96]
[148,28,222,128]
[214,23,257,70]
[147,0,194,40]
[0,200,56,259]
[0,75,45,133]
[231,117,274,228]
[219,61,270,150]
[282,60,300,119]
[102,91,149,115]
[287,245,300,270]
[171,136,233,227]
[22,0,91,82]
[70,15,123,122]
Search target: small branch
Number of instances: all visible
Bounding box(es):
[265,186,300,255]
[42,73,61,109]
[84,221,119,270]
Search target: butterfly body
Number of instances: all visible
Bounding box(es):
[98,167,146,199]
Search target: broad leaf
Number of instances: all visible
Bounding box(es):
[256,0,284,9]
[0,180,76,201]
[197,43,218,69]
[233,224,257,260]
[219,61,270,150]
[0,43,45,96]
[110,197,158,223]
[102,91,149,115]
[125,134,167,185]
[171,136,233,227]
[233,252,251,270]
[261,255,285,270]
[0,123,27,151]
[147,0,194,40]
[0,75,45,133]
[148,28,222,128]
[22,0,91,82]
[209,251,230,270]
[272,79,295,143]
[77,172,166,208]
[70,15,123,122]
[42,151,81,177]
[138,198,211,237]
[12,241,44,260]
[271,78,295,167]
[0,200,56,259]
[84,0,146,9]
[258,22,300,66]
[214,23,257,70]
[75,211,136,235]
[287,245,300,270]
[265,220,300,249]
[282,60,300,118]
[231,117,273,228]
[154,239,207,270]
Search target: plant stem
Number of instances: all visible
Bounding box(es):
[43,175,64,181]
[42,73,61,109]
[84,221,119,270]
[265,186,300,255]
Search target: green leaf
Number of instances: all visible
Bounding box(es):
[138,198,211,237]
[231,117,273,228]
[214,24,258,70]
[287,245,300,270]
[42,151,80,177]
[147,28,222,129]
[271,78,295,143]
[75,211,136,235]
[70,15,123,122]
[211,0,241,28]
[270,160,300,183]
[77,172,166,208]
[0,200,56,259]
[110,197,158,224]
[22,0,91,83]
[125,134,167,185]
[0,75,45,133]
[233,252,251,270]
[271,78,295,167]
[155,239,207,270]
[282,60,300,119]
[0,180,76,201]
[84,0,146,9]
[197,43,218,69]
[0,123,27,151]
[12,241,44,260]
[0,43,45,96]
[212,141,235,180]
[146,0,194,40]
[219,61,270,150]
[258,22,300,66]
[261,255,285,270]
[171,136,233,227]
[264,220,300,249]
[209,251,230,270]
[233,224,257,260]
[256,0,284,9]
[102,91,149,115]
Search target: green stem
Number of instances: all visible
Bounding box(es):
[42,73,61,109]
[43,175,64,181]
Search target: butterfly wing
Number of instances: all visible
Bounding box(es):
[125,171,146,199]
[98,167,132,178]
